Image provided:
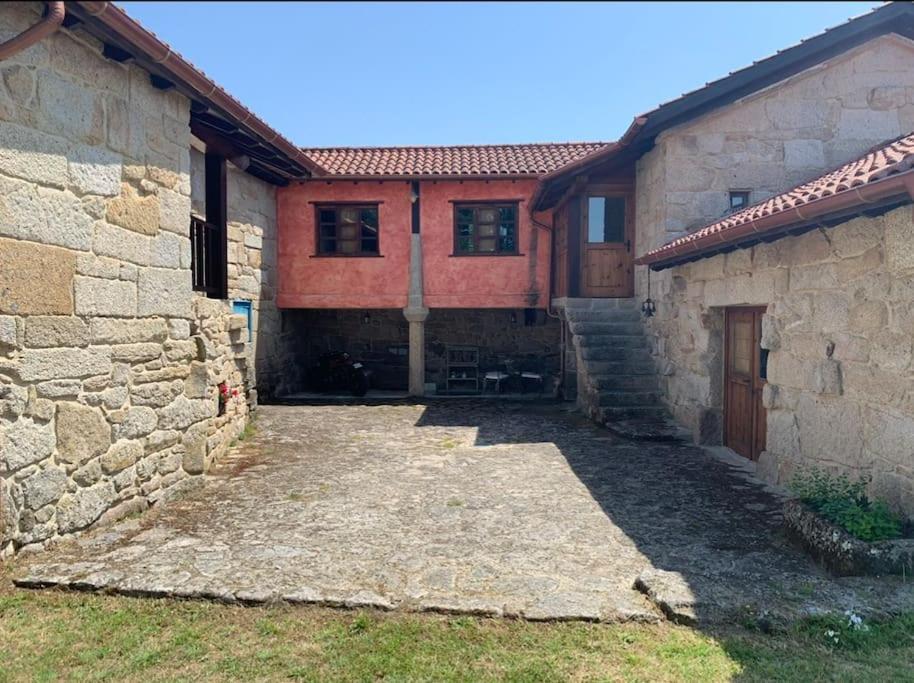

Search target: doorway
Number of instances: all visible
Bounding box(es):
[724,306,767,461]
[580,192,633,297]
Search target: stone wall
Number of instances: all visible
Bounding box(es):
[649,206,914,516]
[276,308,561,394]
[0,4,257,556]
[635,34,914,301]
[190,148,281,398]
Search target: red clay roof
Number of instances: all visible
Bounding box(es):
[300,142,609,178]
[637,132,914,266]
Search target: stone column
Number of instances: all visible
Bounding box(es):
[404,306,429,396]
[404,230,428,396]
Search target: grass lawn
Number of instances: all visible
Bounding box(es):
[2,571,914,683]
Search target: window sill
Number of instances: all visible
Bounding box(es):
[310,254,384,258]
[449,252,525,258]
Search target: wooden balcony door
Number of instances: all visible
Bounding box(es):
[580,193,633,297]
[724,307,768,461]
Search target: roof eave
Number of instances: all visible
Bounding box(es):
[69,1,326,179]
[636,171,914,270]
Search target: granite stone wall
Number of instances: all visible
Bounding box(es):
[649,207,914,516]
[635,34,914,303]
[0,4,265,556]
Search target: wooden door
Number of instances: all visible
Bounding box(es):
[580,194,633,297]
[724,307,768,461]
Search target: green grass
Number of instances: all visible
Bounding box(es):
[2,576,914,682]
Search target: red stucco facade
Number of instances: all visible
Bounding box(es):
[277,179,552,310]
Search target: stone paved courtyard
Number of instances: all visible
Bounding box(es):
[14,402,914,624]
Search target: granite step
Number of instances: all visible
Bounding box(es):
[602,418,692,443]
[563,309,642,323]
[598,390,662,407]
[599,406,671,421]
[591,374,659,391]
[579,346,654,362]
[582,359,656,375]
[574,334,646,349]
[568,321,643,336]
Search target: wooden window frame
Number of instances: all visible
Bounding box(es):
[452,201,521,256]
[190,152,228,299]
[313,203,381,257]
[728,190,751,213]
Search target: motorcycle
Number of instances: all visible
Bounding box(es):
[306,351,370,396]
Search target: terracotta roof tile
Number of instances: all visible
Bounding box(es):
[301,142,609,177]
[641,132,914,263]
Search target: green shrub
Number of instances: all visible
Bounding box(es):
[789,469,904,542]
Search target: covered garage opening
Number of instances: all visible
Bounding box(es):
[274,308,562,398]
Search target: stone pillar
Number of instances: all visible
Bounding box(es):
[404,306,429,396]
[404,230,429,396]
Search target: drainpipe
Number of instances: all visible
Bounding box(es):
[0,2,65,61]
[404,181,429,397]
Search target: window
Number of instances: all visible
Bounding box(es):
[729,190,751,213]
[316,205,379,255]
[190,152,227,299]
[453,203,518,255]
[586,196,626,243]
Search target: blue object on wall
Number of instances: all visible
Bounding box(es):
[232,300,252,341]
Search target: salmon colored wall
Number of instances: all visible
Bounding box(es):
[276,178,552,310]
[277,181,412,308]
[421,179,551,308]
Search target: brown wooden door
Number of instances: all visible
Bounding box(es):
[724,307,768,461]
[580,194,633,297]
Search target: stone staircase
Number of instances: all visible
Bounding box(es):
[560,299,690,443]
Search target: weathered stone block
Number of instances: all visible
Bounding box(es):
[0,315,17,350]
[19,347,112,381]
[56,481,116,533]
[0,121,68,188]
[137,268,192,318]
[75,276,136,317]
[113,406,158,440]
[106,183,159,236]
[0,418,56,474]
[167,319,190,340]
[72,460,102,487]
[145,429,180,453]
[110,343,162,364]
[101,440,142,474]
[89,318,168,345]
[37,70,105,145]
[184,361,209,398]
[69,144,122,197]
[157,187,191,235]
[130,381,182,408]
[885,207,914,273]
[21,466,68,510]
[35,379,81,399]
[157,395,213,431]
[813,358,843,395]
[0,238,76,315]
[24,316,89,348]
[56,402,111,466]
[92,221,151,265]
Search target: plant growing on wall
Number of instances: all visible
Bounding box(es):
[789,469,904,542]
[218,383,240,417]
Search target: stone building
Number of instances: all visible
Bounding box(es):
[2,0,914,558]
[0,1,311,556]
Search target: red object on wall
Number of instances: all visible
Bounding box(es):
[277,179,552,310]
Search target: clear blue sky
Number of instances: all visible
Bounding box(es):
[123,2,880,148]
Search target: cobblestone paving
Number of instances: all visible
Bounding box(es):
[15,403,914,624]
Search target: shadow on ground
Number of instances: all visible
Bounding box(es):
[11,401,914,679]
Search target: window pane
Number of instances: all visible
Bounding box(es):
[499,206,515,222]
[587,196,625,243]
[361,238,378,254]
[456,208,474,223]
[478,208,497,223]
[499,223,516,252]
[457,236,474,253]
[457,223,473,237]
[478,237,497,252]
[360,207,378,228]
[339,207,358,224]
[478,223,496,237]
[318,209,336,224]
[339,239,358,254]
[320,223,336,238]
[320,238,336,253]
